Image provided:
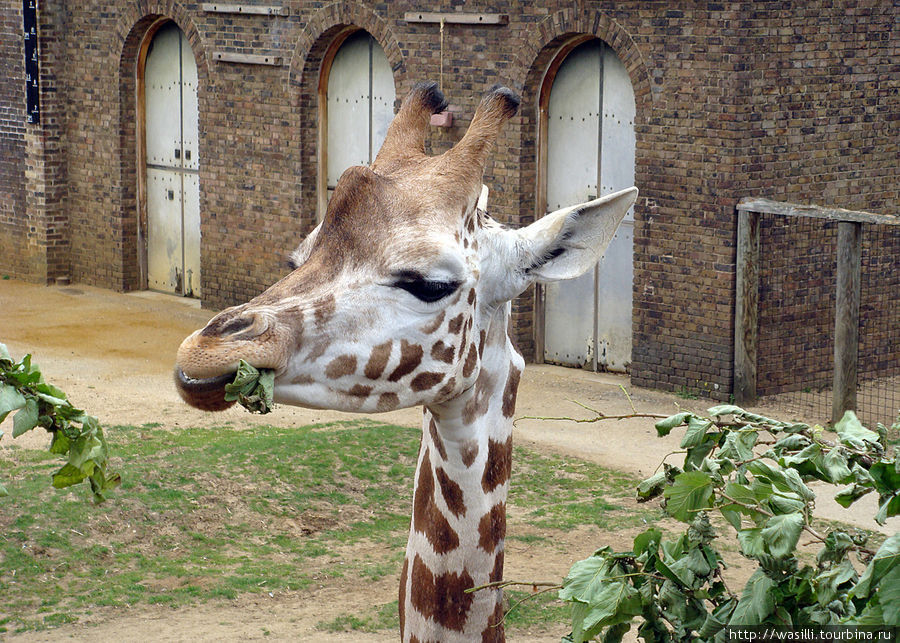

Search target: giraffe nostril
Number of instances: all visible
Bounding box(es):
[201,311,268,339]
[219,316,255,336]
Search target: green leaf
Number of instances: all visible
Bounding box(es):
[879,565,900,625]
[636,471,667,501]
[875,493,900,526]
[655,412,692,436]
[834,411,880,448]
[737,528,766,558]
[32,380,68,402]
[771,434,812,453]
[663,471,713,522]
[707,404,744,417]
[821,448,852,484]
[579,581,642,632]
[0,343,11,362]
[560,550,614,602]
[761,512,804,559]
[680,416,714,449]
[49,430,70,455]
[12,397,39,437]
[834,483,872,508]
[0,481,7,496]
[719,430,758,463]
[813,559,857,605]
[853,533,900,599]
[52,462,88,488]
[869,460,900,495]
[729,568,775,625]
[633,528,661,558]
[0,382,26,423]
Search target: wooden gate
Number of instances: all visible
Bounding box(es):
[144,22,200,297]
[541,40,635,371]
[324,31,395,206]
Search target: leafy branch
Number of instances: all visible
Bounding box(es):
[549,404,900,641]
[0,343,120,502]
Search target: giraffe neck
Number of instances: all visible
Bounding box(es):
[399,303,523,643]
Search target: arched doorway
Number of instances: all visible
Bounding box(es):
[141,21,200,297]
[317,29,395,218]
[538,39,636,372]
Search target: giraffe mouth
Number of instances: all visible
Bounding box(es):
[174,367,237,412]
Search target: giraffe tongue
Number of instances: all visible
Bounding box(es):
[173,367,236,412]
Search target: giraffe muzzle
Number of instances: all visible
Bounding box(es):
[174,367,237,411]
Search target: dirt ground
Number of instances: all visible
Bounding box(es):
[1,280,896,642]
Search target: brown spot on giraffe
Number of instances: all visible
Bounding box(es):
[411,371,444,392]
[482,601,505,643]
[460,440,479,467]
[347,383,373,398]
[420,310,445,335]
[377,392,400,412]
[463,368,495,425]
[448,313,464,334]
[490,549,504,584]
[482,436,512,494]
[467,289,476,306]
[435,376,457,401]
[478,329,487,357]
[410,554,474,632]
[399,557,409,640]
[430,340,455,363]
[462,343,479,379]
[414,450,460,554]
[364,340,392,379]
[478,502,506,553]
[302,337,330,364]
[429,417,447,460]
[389,340,424,382]
[501,364,522,418]
[324,354,356,379]
[436,466,466,518]
[313,294,336,327]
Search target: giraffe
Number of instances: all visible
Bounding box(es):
[174,81,637,642]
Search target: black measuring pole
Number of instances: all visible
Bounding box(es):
[23,0,40,124]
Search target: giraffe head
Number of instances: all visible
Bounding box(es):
[175,82,636,413]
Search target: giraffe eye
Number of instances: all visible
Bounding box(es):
[392,272,461,303]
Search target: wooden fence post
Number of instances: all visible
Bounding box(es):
[734,209,760,405]
[832,221,862,424]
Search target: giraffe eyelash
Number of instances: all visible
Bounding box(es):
[391,272,461,304]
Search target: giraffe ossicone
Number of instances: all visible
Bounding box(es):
[175,81,637,642]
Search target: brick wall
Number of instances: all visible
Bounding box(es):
[0,0,26,278]
[2,1,897,399]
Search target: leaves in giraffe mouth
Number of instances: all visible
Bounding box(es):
[224,360,275,414]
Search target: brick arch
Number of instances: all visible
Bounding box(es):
[289,1,407,233]
[115,4,211,292]
[505,8,654,363]
[510,9,653,109]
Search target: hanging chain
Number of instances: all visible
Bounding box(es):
[439,17,445,92]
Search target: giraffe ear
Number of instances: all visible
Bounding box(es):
[287,222,322,270]
[519,187,637,283]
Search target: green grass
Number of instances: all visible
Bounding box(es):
[0,419,654,635]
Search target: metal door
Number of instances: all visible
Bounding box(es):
[326,31,395,202]
[543,40,636,371]
[145,22,200,297]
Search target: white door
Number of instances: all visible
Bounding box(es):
[145,22,200,297]
[326,31,395,203]
[543,40,636,371]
